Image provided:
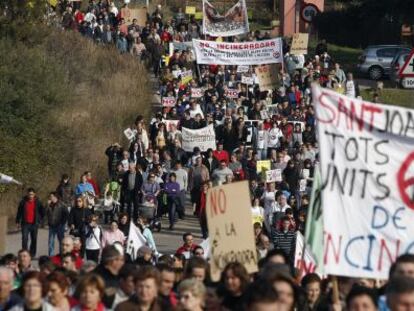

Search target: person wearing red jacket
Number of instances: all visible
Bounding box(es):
[51,236,83,270]
[213,142,229,164]
[176,232,199,258]
[86,171,100,197]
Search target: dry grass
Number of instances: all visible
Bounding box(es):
[0,26,152,223]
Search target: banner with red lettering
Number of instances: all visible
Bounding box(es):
[193,38,283,65]
[314,85,414,279]
[294,232,318,279]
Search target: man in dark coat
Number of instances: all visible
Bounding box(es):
[121,163,143,222]
[16,188,45,257]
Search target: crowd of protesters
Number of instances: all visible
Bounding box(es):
[7,0,413,310]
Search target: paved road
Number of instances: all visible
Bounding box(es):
[6,204,202,257]
[5,73,202,258]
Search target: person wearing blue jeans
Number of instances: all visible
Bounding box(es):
[164,173,182,230]
[46,192,69,256]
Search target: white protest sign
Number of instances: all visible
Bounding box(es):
[172,70,182,78]
[126,221,147,261]
[225,89,239,99]
[314,84,414,279]
[182,124,216,152]
[123,128,137,141]
[294,231,318,279]
[237,65,250,73]
[193,38,284,65]
[255,64,280,91]
[290,33,309,55]
[162,97,177,107]
[242,75,254,85]
[299,179,307,192]
[266,169,282,183]
[207,181,258,281]
[191,88,203,98]
[163,120,180,132]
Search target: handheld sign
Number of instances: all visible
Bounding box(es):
[290,33,309,55]
[191,88,203,98]
[207,181,258,281]
[241,75,254,85]
[225,89,239,99]
[266,169,282,183]
[314,84,414,279]
[162,97,176,107]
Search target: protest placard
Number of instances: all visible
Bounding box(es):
[290,33,309,55]
[314,84,414,279]
[255,64,281,91]
[163,120,180,132]
[260,110,269,120]
[185,6,196,15]
[203,0,249,37]
[237,65,250,73]
[181,70,193,85]
[193,38,283,65]
[256,160,271,173]
[207,181,258,281]
[195,12,203,20]
[299,179,307,192]
[123,128,137,141]
[294,232,318,279]
[120,7,147,26]
[182,125,216,152]
[162,97,176,107]
[224,89,239,99]
[266,169,282,183]
[191,88,204,98]
[169,41,193,56]
[241,76,254,85]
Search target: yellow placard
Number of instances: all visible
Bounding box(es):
[185,6,196,15]
[256,160,271,173]
[195,11,203,20]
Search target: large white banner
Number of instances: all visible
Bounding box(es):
[193,38,283,65]
[182,124,216,152]
[203,0,249,37]
[314,85,414,279]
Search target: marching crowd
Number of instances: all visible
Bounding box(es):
[5,0,414,311]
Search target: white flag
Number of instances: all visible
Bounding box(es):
[0,173,22,185]
[126,222,147,261]
[200,238,210,260]
[294,231,318,279]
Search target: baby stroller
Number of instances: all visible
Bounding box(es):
[138,195,162,232]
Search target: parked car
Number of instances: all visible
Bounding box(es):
[357,45,411,80]
[390,51,410,88]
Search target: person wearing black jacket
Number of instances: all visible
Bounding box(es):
[15,188,44,258]
[121,163,143,222]
[203,149,219,175]
[105,143,123,179]
[46,192,69,256]
[68,196,93,257]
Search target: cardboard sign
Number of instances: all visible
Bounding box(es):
[120,7,147,26]
[207,181,258,281]
[225,89,240,99]
[314,85,414,279]
[290,33,309,55]
[191,88,204,98]
[255,64,280,91]
[181,70,193,85]
[256,160,271,173]
[185,6,196,15]
[162,97,176,107]
[241,75,254,85]
[266,169,282,183]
